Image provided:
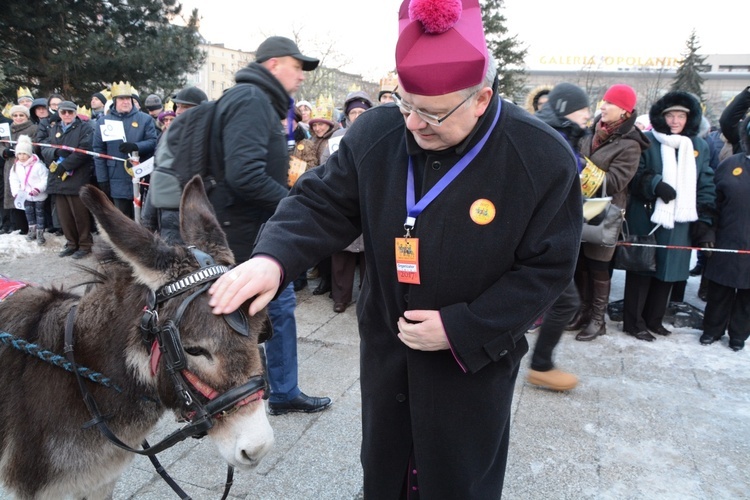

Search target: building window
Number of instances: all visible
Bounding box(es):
[211,62,215,72]
[211,81,216,90]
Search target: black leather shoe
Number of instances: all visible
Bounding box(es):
[699,333,719,345]
[729,339,744,352]
[647,324,672,336]
[59,246,78,257]
[689,264,703,276]
[71,249,91,260]
[312,279,331,296]
[268,392,332,416]
[293,277,308,292]
[333,302,347,313]
[627,330,655,342]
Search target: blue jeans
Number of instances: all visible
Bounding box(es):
[264,282,301,403]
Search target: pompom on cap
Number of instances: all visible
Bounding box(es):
[409,0,463,33]
[396,0,489,96]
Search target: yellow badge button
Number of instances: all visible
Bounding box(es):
[55,132,61,138]
[733,167,743,176]
[694,150,699,158]
[470,199,496,225]
[132,121,139,128]
[297,144,305,151]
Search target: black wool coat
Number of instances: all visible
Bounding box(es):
[41,118,94,196]
[253,98,583,497]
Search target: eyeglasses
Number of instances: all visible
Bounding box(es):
[392,90,478,127]
[59,109,76,115]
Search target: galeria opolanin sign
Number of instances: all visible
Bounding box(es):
[538,55,684,69]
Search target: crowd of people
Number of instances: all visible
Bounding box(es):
[1,0,749,495]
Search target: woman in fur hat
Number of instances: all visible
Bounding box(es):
[2,105,37,234]
[623,91,717,341]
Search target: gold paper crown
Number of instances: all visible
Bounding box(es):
[347,83,361,92]
[16,86,33,100]
[77,105,91,118]
[379,73,398,93]
[111,81,134,98]
[2,102,13,118]
[163,100,174,112]
[311,95,334,123]
[100,88,112,101]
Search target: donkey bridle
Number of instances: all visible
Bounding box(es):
[63,248,267,499]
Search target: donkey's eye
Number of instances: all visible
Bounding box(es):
[185,346,212,360]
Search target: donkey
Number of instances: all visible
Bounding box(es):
[0,176,274,499]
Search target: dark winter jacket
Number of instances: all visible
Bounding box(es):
[580,112,650,261]
[92,107,157,200]
[704,113,750,289]
[41,118,94,196]
[252,97,582,497]
[208,62,292,262]
[627,92,716,282]
[719,86,750,155]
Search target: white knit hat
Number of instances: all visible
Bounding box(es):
[15,135,33,156]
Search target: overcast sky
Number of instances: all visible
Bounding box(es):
[180,0,746,80]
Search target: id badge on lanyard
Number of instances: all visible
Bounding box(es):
[395,101,502,285]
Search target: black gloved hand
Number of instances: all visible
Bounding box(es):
[702,241,715,258]
[98,181,110,196]
[654,181,676,203]
[2,147,13,159]
[118,142,138,154]
[57,148,72,158]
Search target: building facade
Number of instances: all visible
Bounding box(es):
[516,54,750,125]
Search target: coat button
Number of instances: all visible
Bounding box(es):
[498,350,508,357]
[431,161,441,170]
[396,393,406,402]
[404,293,409,303]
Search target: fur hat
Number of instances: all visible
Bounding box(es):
[15,135,33,156]
[602,84,637,114]
[524,85,553,114]
[546,83,589,118]
[9,105,29,118]
[396,0,488,96]
[649,91,703,136]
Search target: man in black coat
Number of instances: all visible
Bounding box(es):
[209,1,582,497]
[208,36,332,416]
[40,101,94,259]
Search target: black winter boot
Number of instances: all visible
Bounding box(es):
[566,271,591,331]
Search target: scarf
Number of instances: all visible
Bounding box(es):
[591,117,626,153]
[649,130,698,229]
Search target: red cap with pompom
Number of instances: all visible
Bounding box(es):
[396,0,488,96]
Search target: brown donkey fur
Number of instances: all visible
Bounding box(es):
[0,177,274,499]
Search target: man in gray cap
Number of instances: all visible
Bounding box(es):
[204,36,331,416]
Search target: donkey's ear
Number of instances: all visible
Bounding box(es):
[179,176,235,265]
[79,185,178,289]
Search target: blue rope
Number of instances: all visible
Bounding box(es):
[0,331,123,393]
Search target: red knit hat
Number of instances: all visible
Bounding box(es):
[603,84,637,114]
[396,0,488,96]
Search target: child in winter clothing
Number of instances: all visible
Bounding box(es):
[9,135,49,244]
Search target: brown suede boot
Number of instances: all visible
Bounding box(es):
[576,278,610,341]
